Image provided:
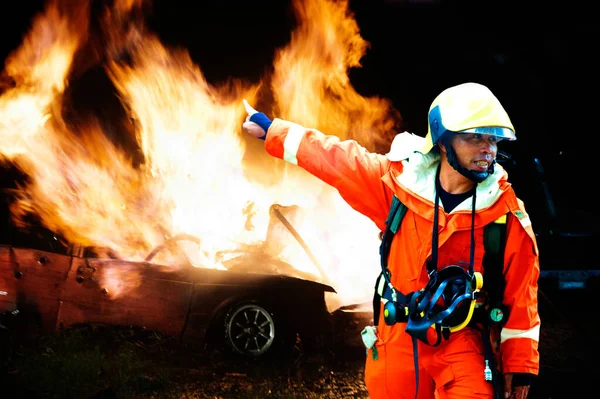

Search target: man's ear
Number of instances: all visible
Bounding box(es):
[438,142,447,154]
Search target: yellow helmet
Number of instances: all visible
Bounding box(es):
[422,82,516,154]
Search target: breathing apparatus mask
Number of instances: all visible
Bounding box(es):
[403,264,483,346]
[382,264,483,346]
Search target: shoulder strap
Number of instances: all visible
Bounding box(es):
[482,214,508,306]
[374,195,407,326]
[379,196,407,268]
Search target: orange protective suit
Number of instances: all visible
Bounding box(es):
[264,119,540,399]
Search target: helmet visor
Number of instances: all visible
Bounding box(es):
[459,126,516,141]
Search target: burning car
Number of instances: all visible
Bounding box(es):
[0,198,345,359]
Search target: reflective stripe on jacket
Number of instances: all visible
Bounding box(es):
[265,118,540,375]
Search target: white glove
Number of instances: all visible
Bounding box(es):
[242,99,268,139]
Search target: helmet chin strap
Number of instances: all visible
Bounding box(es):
[445,143,495,183]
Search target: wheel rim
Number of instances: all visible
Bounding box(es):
[226,304,276,356]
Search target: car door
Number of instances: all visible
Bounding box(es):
[58,258,194,337]
[0,244,73,334]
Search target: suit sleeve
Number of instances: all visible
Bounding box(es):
[500,204,541,375]
[265,118,393,230]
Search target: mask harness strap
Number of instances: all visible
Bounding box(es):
[410,165,478,399]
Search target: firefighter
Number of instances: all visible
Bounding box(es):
[241,82,540,399]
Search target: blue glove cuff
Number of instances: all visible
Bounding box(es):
[250,112,272,140]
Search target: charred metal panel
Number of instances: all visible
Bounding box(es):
[0,246,10,263]
[58,259,193,336]
[1,246,73,333]
[0,249,17,313]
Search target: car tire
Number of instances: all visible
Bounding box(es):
[223,302,288,357]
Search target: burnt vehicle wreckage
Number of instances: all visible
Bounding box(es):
[0,184,343,365]
[2,148,598,369]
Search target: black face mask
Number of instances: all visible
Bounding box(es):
[441,134,495,183]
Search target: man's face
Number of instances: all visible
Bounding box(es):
[449,133,499,173]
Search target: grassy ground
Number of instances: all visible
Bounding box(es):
[1,323,369,399]
[0,296,596,399]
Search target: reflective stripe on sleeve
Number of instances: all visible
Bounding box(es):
[519,216,532,228]
[500,324,540,343]
[283,125,305,165]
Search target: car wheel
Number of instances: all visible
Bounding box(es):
[224,303,278,357]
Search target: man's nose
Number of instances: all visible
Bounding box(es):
[479,138,496,152]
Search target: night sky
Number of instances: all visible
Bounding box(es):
[1,0,598,229]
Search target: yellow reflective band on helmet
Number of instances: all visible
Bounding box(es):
[422,133,436,155]
[422,82,516,154]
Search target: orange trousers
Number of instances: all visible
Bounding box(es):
[364,327,495,399]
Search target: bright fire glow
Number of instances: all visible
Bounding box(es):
[0,0,402,308]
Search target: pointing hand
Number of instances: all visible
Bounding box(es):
[242,99,272,140]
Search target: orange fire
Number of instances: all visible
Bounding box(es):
[0,0,402,307]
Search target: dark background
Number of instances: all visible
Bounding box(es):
[1,0,598,244]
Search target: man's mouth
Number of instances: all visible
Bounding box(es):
[474,160,489,170]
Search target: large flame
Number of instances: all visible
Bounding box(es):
[0,0,403,307]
